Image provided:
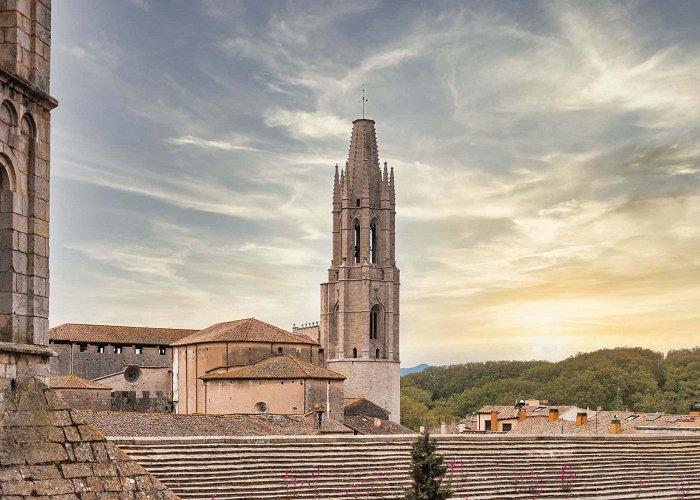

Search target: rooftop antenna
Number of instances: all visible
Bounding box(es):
[359,84,368,119]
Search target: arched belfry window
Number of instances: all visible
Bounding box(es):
[353,220,361,263]
[369,305,381,340]
[369,220,378,264]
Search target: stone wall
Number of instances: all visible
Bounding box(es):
[53,388,111,411]
[50,341,172,380]
[304,379,344,422]
[327,359,400,422]
[0,376,177,499]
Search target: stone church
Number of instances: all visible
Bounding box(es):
[46,118,402,425]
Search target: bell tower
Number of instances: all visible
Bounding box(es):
[320,118,400,421]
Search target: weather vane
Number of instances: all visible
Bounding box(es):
[359,84,368,119]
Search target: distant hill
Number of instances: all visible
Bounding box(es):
[399,347,700,431]
[400,363,429,376]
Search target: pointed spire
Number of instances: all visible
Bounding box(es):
[332,163,340,205]
[389,166,395,205]
[345,119,382,205]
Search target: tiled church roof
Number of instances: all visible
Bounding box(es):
[201,354,345,381]
[79,411,351,437]
[50,323,198,345]
[48,374,112,390]
[172,317,318,346]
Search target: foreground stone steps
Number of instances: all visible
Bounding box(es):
[115,435,700,499]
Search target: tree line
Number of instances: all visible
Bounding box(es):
[400,347,700,431]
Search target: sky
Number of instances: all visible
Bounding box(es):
[49,1,700,366]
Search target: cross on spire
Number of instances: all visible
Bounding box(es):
[359,84,368,119]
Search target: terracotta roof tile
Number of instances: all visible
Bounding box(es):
[172,318,318,346]
[201,354,345,381]
[50,323,198,346]
[49,374,112,390]
[78,411,352,437]
[344,416,415,435]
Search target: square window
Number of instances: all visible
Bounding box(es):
[159,346,167,355]
[78,344,87,352]
[278,347,283,354]
[114,346,122,354]
[97,345,105,354]
[135,346,143,355]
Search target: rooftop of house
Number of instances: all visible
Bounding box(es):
[344,415,414,435]
[510,410,700,435]
[50,323,198,346]
[48,374,112,390]
[172,317,318,347]
[77,410,351,437]
[477,404,578,420]
[200,354,346,381]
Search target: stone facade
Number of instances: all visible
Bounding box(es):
[0,0,56,381]
[50,342,173,381]
[320,119,401,421]
[96,366,173,413]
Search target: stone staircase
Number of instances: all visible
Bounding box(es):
[113,434,700,499]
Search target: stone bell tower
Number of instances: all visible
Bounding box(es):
[320,118,400,421]
[0,0,57,385]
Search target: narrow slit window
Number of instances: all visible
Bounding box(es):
[352,347,358,358]
[375,348,380,359]
[353,220,361,263]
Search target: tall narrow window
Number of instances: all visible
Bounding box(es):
[353,220,361,263]
[369,221,377,264]
[375,348,380,359]
[352,347,358,358]
[369,306,380,340]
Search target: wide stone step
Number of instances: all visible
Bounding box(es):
[113,435,700,499]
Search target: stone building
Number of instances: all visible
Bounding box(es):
[49,323,196,380]
[49,323,195,412]
[319,118,401,421]
[172,317,332,415]
[201,354,345,420]
[47,373,111,410]
[0,3,176,497]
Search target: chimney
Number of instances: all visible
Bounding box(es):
[610,415,621,434]
[518,408,527,421]
[490,411,498,432]
[690,403,700,416]
[575,412,588,426]
[373,418,382,428]
[548,408,559,422]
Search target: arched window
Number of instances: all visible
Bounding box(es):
[352,347,358,359]
[353,220,361,263]
[369,220,377,264]
[369,305,381,340]
[375,348,380,359]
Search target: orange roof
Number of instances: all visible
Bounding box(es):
[50,323,198,346]
[49,374,112,390]
[172,318,318,346]
[201,354,345,381]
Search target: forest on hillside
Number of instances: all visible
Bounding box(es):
[400,347,700,431]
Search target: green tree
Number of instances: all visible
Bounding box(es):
[401,395,430,431]
[405,429,451,500]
